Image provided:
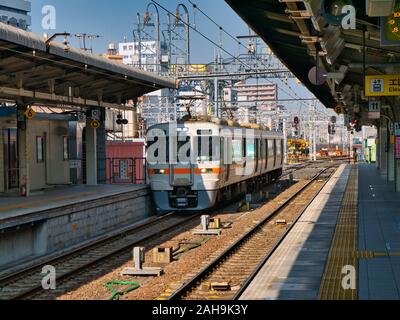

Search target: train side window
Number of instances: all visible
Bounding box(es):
[273,139,277,167]
[232,139,242,164]
[197,136,219,161]
[281,140,284,165]
[242,138,247,158]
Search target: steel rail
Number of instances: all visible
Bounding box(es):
[168,166,337,300]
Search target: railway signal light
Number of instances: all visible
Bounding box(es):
[328,124,336,135]
[116,114,129,125]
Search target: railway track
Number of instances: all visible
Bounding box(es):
[0,161,337,300]
[0,212,201,300]
[168,166,337,300]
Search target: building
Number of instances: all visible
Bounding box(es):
[230,82,278,125]
[234,82,277,105]
[118,40,168,73]
[0,0,31,30]
[1,106,71,193]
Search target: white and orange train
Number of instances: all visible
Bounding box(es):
[146,120,284,212]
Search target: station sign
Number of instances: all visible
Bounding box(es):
[24,107,36,120]
[365,75,400,97]
[380,2,400,46]
[69,160,82,169]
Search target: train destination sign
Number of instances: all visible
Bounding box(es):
[365,74,400,97]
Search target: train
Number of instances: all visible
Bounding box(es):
[146,119,284,212]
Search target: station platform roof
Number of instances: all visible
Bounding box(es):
[0,23,176,110]
[226,1,400,126]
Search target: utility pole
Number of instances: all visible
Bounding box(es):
[283,118,288,164]
[74,33,101,53]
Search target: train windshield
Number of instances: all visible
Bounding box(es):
[197,136,220,162]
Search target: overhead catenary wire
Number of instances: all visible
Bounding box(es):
[151,0,316,116]
[185,0,313,110]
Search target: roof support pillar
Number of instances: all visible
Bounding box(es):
[17,104,30,197]
[96,107,106,184]
[379,119,388,179]
[85,111,97,186]
[388,131,395,182]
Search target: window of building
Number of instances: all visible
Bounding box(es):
[36,136,44,163]
[63,136,69,160]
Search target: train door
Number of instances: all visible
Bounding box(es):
[3,128,19,191]
[221,136,230,182]
[170,134,193,187]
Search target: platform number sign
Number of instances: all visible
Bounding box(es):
[24,107,36,120]
[334,105,344,115]
[369,101,381,112]
[368,101,381,119]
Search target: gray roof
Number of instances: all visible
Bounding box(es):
[0,22,176,106]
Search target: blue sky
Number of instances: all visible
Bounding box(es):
[31,0,250,62]
[30,0,315,103]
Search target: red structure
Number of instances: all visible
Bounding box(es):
[105,141,146,184]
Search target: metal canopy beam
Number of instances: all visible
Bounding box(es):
[0,22,176,107]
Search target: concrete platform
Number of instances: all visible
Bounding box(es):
[0,184,148,228]
[0,184,155,270]
[240,164,351,300]
[358,163,400,300]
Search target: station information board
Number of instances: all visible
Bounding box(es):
[365,75,400,97]
[381,2,400,46]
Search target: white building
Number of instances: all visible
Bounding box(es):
[0,0,31,30]
[118,40,167,73]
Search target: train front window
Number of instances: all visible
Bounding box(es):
[197,136,220,162]
[177,135,191,162]
[147,135,169,164]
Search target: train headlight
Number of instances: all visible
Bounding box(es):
[152,169,168,175]
[199,168,214,174]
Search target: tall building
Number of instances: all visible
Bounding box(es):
[0,0,31,30]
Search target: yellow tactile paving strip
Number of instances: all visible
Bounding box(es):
[319,165,358,300]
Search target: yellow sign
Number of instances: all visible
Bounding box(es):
[365,74,400,96]
[24,107,36,120]
[334,104,344,115]
[90,119,100,129]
